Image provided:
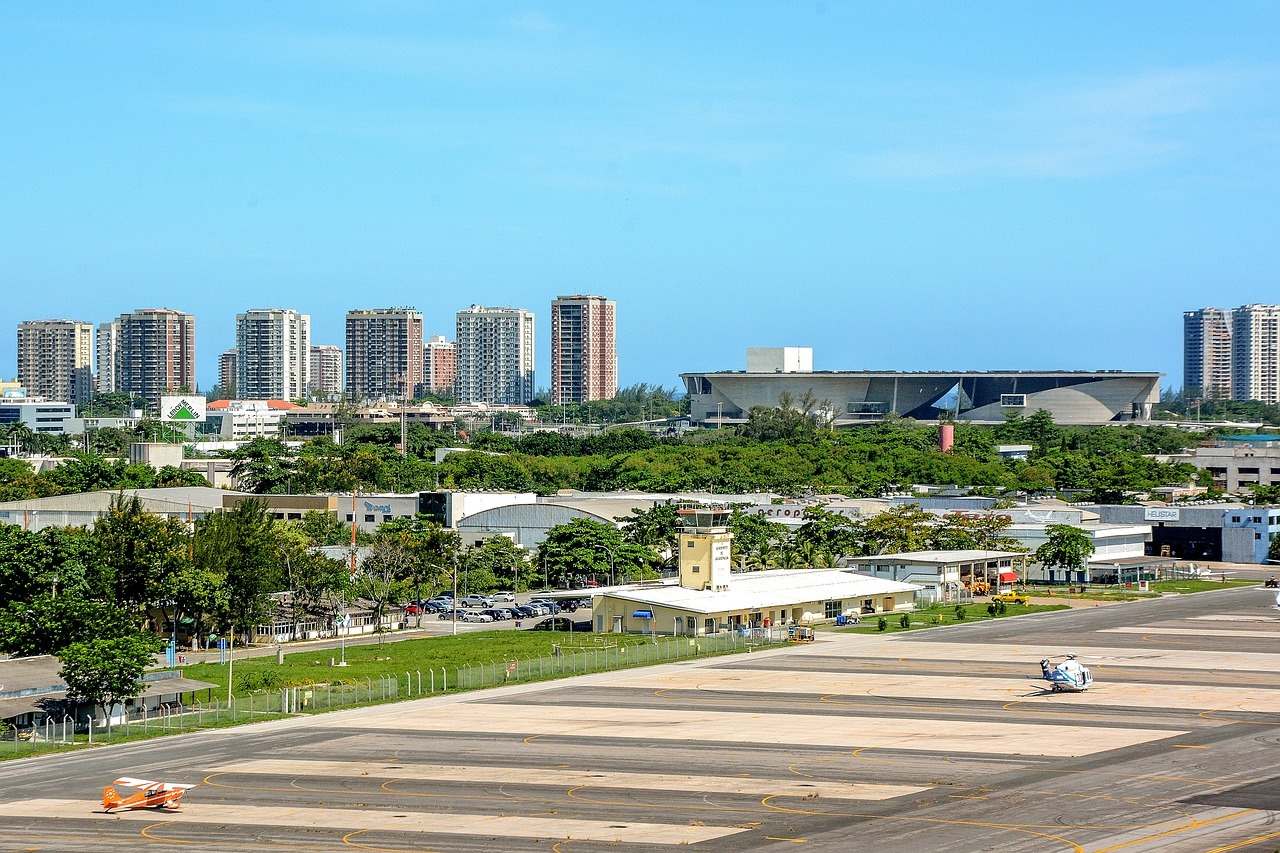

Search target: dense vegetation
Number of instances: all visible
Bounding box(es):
[220,408,1206,500]
[1156,388,1280,425]
[0,407,1208,503]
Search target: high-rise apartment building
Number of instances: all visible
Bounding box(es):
[309,345,344,398]
[96,321,118,394]
[114,308,196,406]
[344,308,424,401]
[219,349,238,396]
[423,335,457,396]
[551,295,617,404]
[236,308,310,400]
[455,306,535,405]
[16,319,95,405]
[1183,308,1233,400]
[1231,304,1280,404]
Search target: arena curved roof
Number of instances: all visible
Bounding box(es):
[681,369,1161,426]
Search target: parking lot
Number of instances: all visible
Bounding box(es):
[2,587,1280,851]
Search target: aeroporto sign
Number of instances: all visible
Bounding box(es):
[752,505,862,521]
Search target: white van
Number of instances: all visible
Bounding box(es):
[460,594,493,608]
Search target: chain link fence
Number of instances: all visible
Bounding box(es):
[3,629,790,758]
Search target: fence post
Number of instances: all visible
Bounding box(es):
[406,672,412,697]
[430,669,435,694]
[88,717,93,745]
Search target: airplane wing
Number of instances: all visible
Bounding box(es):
[160,783,198,791]
[113,777,158,790]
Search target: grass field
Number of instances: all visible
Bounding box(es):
[182,630,718,700]
[1024,578,1256,601]
[836,602,1069,635]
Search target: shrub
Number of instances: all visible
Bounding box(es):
[898,613,910,630]
[877,617,888,632]
[239,669,284,692]
[987,603,998,617]
[954,606,967,621]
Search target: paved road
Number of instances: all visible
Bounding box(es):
[3,588,1280,851]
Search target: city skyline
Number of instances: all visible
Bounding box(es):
[3,5,1279,392]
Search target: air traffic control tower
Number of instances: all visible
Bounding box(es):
[676,504,733,592]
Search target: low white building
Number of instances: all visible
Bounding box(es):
[203,399,302,440]
[845,550,1023,604]
[592,504,919,635]
[0,399,76,434]
[594,569,920,635]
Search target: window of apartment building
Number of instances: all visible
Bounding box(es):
[346,514,354,522]
[824,600,843,619]
[364,514,375,522]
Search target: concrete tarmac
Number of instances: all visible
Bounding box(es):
[2,587,1280,851]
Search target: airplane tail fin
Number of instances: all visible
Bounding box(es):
[103,786,122,811]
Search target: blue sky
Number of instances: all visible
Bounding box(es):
[3,2,1278,395]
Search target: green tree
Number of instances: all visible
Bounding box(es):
[0,595,135,656]
[862,504,935,554]
[617,503,681,559]
[292,510,355,546]
[58,632,163,731]
[376,516,459,621]
[1034,524,1095,583]
[793,507,862,563]
[536,518,655,587]
[196,499,282,639]
[93,495,191,614]
[463,535,532,593]
[730,510,790,568]
[929,512,1022,553]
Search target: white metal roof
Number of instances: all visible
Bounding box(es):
[847,550,1023,565]
[601,570,919,615]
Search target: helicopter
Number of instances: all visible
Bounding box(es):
[1030,653,1093,692]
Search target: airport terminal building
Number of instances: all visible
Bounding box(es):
[683,348,1161,427]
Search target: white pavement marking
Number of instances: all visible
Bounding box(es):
[1100,626,1280,639]
[1193,614,1280,623]
[212,759,929,800]
[0,799,746,845]
[821,638,1280,671]
[611,668,1280,713]
[320,702,1183,757]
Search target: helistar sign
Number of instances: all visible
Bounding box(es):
[160,395,207,423]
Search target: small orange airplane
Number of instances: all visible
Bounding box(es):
[102,776,197,812]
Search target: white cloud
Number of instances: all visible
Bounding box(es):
[840,64,1279,180]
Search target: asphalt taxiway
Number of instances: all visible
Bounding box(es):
[2,587,1279,852]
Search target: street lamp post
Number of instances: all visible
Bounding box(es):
[452,553,459,636]
[591,544,616,586]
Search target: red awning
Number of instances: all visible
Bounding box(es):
[998,571,1018,582]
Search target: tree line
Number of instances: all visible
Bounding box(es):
[218,409,1206,500]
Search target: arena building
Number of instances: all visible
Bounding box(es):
[683,348,1160,426]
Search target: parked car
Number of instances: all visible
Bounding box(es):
[460,594,494,608]
[531,600,561,614]
[993,591,1030,605]
[480,609,509,621]
[533,617,590,632]
[511,605,537,618]
[403,603,424,615]
[492,591,516,603]
[460,611,493,623]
